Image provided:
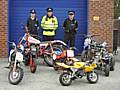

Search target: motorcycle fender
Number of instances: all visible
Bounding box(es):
[15,52,24,62]
[28,36,40,44]
[9,49,15,62]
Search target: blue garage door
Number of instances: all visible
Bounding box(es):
[8,0,88,53]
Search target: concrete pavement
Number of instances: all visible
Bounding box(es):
[0,55,120,90]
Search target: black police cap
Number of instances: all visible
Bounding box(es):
[30,9,36,14]
[68,11,75,15]
[46,8,53,12]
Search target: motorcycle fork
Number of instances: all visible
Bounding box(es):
[49,42,54,53]
[13,59,17,72]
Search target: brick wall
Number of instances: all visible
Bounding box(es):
[0,0,8,57]
[88,0,114,52]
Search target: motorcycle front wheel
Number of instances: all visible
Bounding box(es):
[8,67,24,85]
[59,72,72,86]
[30,56,37,73]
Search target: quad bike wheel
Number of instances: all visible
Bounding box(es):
[104,64,110,77]
[110,57,115,71]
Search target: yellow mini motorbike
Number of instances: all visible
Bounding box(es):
[56,58,98,86]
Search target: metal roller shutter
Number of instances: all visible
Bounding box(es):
[8,0,88,53]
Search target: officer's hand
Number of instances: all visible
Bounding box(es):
[37,27,39,30]
[75,28,78,31]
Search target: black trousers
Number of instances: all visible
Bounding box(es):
[43,35,54,41]
[64,32,75,47]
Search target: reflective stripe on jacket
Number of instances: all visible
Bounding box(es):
[41,15,58,36]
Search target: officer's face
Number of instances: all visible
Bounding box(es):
[47,11,53,17]
[69,14,74,20]
[30,13,36,17]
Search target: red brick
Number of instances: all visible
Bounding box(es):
[0,0,8,57]
[88,0,114,52]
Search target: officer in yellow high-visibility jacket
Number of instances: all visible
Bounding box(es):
[41,8,58,41]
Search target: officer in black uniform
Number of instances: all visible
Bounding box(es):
[63,11,78,47]
[25,9,39,66]
[26,9,39,38]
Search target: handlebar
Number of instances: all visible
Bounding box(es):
[77,34,100,37]
[8,41,16,48]
[21,24,29,33]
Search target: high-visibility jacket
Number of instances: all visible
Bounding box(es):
[41,15,58,36]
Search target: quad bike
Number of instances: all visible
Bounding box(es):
[81,34,115,77]
[56,58,98,86]
[94,42,115,76]
[8,42,24,85]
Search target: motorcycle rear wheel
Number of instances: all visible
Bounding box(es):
[59,72,72,86]
[87,71,98,84]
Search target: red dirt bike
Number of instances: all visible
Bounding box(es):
[19,26,40,73]
[25,34,40,73]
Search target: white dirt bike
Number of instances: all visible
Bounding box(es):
[8,42,24,85]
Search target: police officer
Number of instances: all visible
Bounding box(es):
[26,9,39,38]
[63,11,78,47]
[25,9,39,65]
[41,8,58,41]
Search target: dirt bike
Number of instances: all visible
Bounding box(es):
[8,42,24,85]
[21,27,40,73]
[56,57,98,86]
